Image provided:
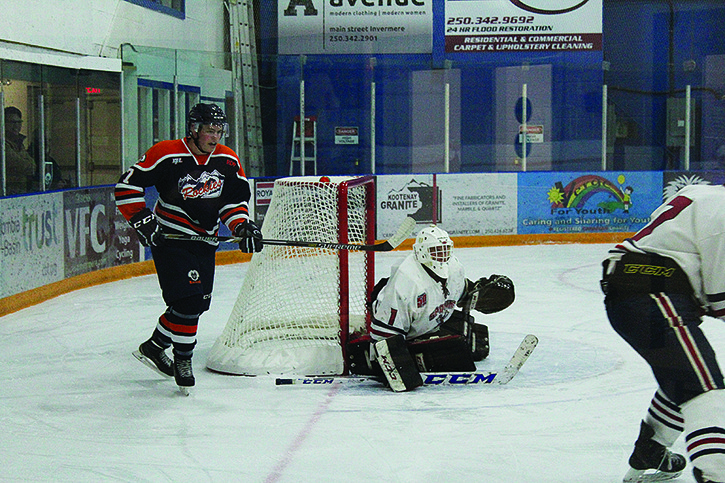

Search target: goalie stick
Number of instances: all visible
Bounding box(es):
[275,334,538,387]
[162,216,416,252]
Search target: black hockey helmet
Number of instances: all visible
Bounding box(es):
[187,103,228,137]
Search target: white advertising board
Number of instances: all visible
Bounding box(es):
[436,173,518,236]
[376,173,518,239]
[0,193,64,298]
[445,0,602,53]
[279,0,433,54]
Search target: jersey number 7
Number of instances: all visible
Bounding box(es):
[632,196,693,242]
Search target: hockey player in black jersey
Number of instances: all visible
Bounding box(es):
[116,103,262,394]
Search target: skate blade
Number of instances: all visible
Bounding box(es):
[623,467,683,482]
[132,350,173,378]
[178,386,191,396]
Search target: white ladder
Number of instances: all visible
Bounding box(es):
[227,0,264,177]
[289,116,317,176]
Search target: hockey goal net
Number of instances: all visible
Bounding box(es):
[206,176,375,375]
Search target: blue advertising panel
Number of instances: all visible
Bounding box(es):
[518,171,663,235]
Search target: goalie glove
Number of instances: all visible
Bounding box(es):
[234,219,263,253]
[130,208,162,247]
[460,274,515,314]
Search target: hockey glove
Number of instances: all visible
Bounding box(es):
[234,219,263,253]
[130,208,162,247]
[460,275,515,314]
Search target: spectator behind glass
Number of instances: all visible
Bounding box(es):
[28,129,67,191]
[4,106,36,195]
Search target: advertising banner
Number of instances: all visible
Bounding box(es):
[435,173,517,236]
[0,193,64,298]
[445,0,602,54]
[63,188,140,278]
[376,174,436,238]
[518,171,662,235]
[376,173,517,238]
[8,172,717,302]
[278,0,433,54]
[254,179,274,225]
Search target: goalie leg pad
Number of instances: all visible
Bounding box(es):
[407,335,477,372]
[373,335,423,392]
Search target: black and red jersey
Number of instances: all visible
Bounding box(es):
[115,138,251,237]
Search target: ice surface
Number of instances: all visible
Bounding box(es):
[1,243,718,482]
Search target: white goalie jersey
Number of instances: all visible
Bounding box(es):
[370,253,466,341]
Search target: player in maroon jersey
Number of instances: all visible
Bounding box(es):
[115,103,262,394]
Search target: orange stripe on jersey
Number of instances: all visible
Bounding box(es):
[115,188,143,197]
[221,208,250,230]
[117,203,145,220]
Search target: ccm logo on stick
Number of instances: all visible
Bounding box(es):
[423,373,497,385]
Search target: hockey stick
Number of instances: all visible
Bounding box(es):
[162,216,416,252]
[275,334,538,387]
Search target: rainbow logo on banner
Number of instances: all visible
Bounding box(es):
[548,174,630,212]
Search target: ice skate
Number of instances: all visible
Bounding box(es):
[694,467,723,483]
[133,339,174,378]
[623,421,686,482]
[174,358,195,396]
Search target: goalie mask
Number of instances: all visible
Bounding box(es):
[414,225,453,279]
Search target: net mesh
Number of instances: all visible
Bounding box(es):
[206,176,373,375]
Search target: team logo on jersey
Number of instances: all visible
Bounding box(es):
[179,170,224,199]
[188,270,200,284]
[429,300,456,321]
[417,293,427,308]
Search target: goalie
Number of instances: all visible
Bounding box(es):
[347,224,515,392]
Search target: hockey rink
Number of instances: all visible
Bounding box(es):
[2,242,723,482]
